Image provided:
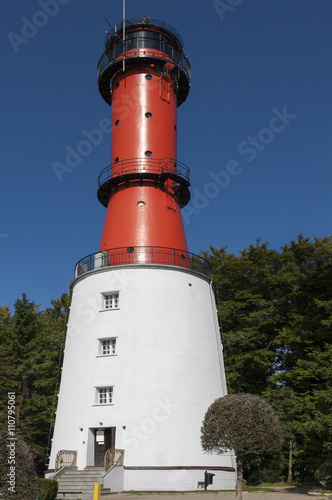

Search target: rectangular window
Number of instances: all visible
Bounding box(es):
[101,338,116,355]
[97,387,113,405]
[103,292,119,310]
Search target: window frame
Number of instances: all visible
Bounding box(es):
[97,337,117,357]
[101,291,120,311]
[95,386,114,406]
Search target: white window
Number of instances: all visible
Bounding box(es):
[97,387,113,405]
[102,292,119,310]
[99,338,116,356]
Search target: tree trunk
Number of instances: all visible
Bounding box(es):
[287,438,293,484]
[236,455,243,500]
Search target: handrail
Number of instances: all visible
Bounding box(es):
[104,448,125,472]
[98,34,190,85]
[104,18,185,50]
[55,450,77,472]
[98,157,190,188]
[74,246,212,281]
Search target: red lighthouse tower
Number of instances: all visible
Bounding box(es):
[97,16,191,260]
[48,15,235,493]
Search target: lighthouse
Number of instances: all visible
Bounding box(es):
[48,15,236,492]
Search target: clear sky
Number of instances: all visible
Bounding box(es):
[1,0,331,310]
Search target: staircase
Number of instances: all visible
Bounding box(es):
[53,467,111,499]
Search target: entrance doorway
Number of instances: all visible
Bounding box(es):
[94,427,116,467]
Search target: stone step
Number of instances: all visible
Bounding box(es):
[57,486,99,490]
[56,481,102,491]
[57,478,102,485]
[57,481,101,488]
[54,467,112,499]
[57,481,103,487]
[62,471,103,477]
[59,478,102,483]
[58,476,103,483]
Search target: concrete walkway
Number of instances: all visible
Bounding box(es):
[65,486,330,500]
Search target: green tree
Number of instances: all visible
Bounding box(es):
[263,386,304,483]
[203,235,332,483]
[203,241,285,394]
[201,394,283,500]
[273,236,332,480]
[0,293,70,474]
[0,307,14,429]
[0,430,39,499]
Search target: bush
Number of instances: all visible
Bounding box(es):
[247,465,284,485]
[0,430,39,500]
[38,478,58,500]
[315,460,332,488]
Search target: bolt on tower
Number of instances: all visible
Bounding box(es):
[48,16,236,491]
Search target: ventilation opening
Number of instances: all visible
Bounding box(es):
[114,157,119,163]
[145,151,152,157]
[115,120,119,127]
[145,112,153,119]
[145,74,153,80]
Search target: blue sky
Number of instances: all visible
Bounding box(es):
[1,0,331,310]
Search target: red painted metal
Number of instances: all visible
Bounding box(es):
[98,21,190,254]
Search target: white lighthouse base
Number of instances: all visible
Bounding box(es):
[48,263,236,490]
[123,467,235,491]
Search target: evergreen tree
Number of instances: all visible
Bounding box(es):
[203,241,284,394]
[204,235,332,483]
[0,293,70,474]
[0,307,14,430]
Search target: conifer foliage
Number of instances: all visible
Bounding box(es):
[0,293,70,474]
[203,235,332,484]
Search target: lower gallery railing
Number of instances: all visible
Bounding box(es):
[75,246,212,280]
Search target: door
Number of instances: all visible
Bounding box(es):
[94,427,116,467]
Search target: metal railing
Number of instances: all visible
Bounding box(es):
[104,448,125,472]
[55,450,77,472]
[98,157,190,188]
[104,18,185,51]
[98,34,190,86]
[74,246,212,280]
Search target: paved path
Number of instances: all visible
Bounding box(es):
[71,486,330,500]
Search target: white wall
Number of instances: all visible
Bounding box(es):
[48,264,236,488]
[124,468,235,491]
[103,465,124,491]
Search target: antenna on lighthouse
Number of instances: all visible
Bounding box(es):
[104,16,123,44]
[122,0,126,72]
